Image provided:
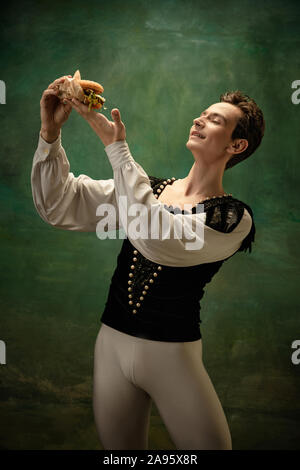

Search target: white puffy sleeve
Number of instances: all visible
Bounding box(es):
[104,140,253,267]
[31,131,121,232]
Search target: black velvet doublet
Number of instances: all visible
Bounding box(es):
[100,176,256,342]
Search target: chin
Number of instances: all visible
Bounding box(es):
[186,139,197,150]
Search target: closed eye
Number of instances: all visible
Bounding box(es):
[200,111,225,125]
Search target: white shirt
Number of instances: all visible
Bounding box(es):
[31,132,253,267]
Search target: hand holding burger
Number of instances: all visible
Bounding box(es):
[62,70,126,147]
[40,70,125,147]
[57,70,106,112]
[40,75,74,143]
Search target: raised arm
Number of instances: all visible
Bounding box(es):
[104,140,253,267]
[31,131,121,232]
[31,75,120,233]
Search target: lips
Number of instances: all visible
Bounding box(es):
[190,131,206,139]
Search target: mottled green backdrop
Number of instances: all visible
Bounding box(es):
[0,0,299,450]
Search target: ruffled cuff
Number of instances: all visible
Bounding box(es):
[104,140,134,171]
[36,130,62,161]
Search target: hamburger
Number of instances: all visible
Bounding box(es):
[57,70,106,112]
[80,79,106,111]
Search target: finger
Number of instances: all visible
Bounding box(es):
[62,99,73,110]
[48,75,72,90]
[111,108,121,122]
[111,109,124,130]
[71,97,96,116]
[43,89,59,96]
[64,98,84,117]
[40,89,60,102]
[48,78,65,90]
[68,97,82,111]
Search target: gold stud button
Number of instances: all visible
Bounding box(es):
[140,296,144,301]
[167,178,171,183]
[144,285,149,290]
[171,177,175,181]
[133,257,137,262]
[128,294,132,298]
[154,194,158,198]
[130,265,135,270]
[142,290,147,295]
[153,272,158,277]
[128,287,132,292]
[128,280,132,284]
[163,181,167,185]
[132,310,137,314]
[157,188,161,193]
[129,301,133,305]
[157,266,162,271]
[136,303,141,307]
[129,273,133,278]
[149,279,154,283]
[160,185,164,189]
[133,250,138,255]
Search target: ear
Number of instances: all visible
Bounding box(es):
[228,138,248,155]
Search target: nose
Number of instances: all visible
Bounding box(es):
[193,118,205,128]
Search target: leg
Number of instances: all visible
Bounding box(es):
[134,338,232,450]
[93,324,152,450]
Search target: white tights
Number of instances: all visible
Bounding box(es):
[93,323,232,450]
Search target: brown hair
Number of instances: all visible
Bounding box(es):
[220,91,265,170]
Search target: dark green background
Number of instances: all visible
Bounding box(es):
[1,0,299,450]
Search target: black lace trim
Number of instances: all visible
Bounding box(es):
[148,175,255,254]
[149,175,165,189]
[205,198,244,233]
[236,201,256,254]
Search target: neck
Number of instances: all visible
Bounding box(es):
[179,159,226,198]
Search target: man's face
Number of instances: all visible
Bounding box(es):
[186,102,244,163]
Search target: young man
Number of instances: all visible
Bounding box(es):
[32,77,264,450]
